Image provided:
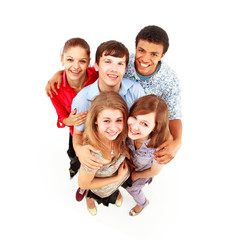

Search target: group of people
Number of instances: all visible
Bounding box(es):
[46,25,182,216]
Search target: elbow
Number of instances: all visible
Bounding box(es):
[78,179,90,190]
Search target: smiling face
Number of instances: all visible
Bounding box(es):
[96,108,124,142]
[128,112,156,142]
[61,46,90,83]
[95,53,126,92]
[135,39,165,76]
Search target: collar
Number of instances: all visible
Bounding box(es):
[87,79,101,100]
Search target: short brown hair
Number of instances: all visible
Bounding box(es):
[95,40,129,67]
[129,94,170,148]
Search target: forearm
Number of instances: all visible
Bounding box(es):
[169,119,182,144]
[133,165,163,180]
[78,174,120,190]
[73,129,84,154]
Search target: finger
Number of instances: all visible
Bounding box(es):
[154,154,170,163]
[82,161,101,171]
[71,109,77,115]
[155,142,168,151]
[154,149,168,157]
[51,83,58,95]
[87,145,100,154]
[48,89,53,98]
[156,156,174,165]
[57,80,61,89]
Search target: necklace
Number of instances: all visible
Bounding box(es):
[111,142,114,157]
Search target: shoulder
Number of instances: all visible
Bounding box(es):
[159,61,178,79]
[87,67,98,78]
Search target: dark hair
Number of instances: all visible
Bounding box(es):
[62,38,90,57]
[95,40,129,67]
[135,25,169,54]
[129,94,170,148]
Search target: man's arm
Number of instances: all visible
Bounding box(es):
[154,119,182,164]
[45,70,63,97]
[131,162,164,181]
[73,128,102,170]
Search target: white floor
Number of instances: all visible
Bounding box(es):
[1,1,247,239]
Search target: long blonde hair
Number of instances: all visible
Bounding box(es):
[129,94,170,148]
[83,92,130,159]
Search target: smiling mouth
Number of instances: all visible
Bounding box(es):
[70,70,81,75]
[139,62,150,68]
[129,128,139,135]
[106,131,118,137]
[107,74,118,79]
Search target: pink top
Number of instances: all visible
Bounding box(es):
[50,67,98,135]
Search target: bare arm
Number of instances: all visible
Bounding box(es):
[45,70,63,97]
[73,128,102,170]
[131,162,164,181]
[154,119,182,164]
[78,161,128,189]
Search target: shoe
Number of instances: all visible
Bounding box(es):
[86,198,97,216]
[129,201,149,216]
[115,194,123,207]
[87,206,97,216]
[75,188,86,202]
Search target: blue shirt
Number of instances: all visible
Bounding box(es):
[71,78,145,131]
[124,53,182,120]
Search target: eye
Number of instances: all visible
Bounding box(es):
[141,122,148,127]
[116,119,123,123]
[67,58,73,62]
[151,53,158,57]
[80,60,87,63]
[103,120,110,123]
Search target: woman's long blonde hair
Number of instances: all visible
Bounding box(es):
[129,94,170,148]
[83,92,130,160]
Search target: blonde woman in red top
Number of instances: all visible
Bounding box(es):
[49,38,98,181]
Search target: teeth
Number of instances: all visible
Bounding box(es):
[140,63,149,67]
[108,75,117,78]
[130,128,139,135]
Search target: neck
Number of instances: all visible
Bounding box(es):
[134,139,144,149]
[98,79,121,93]
[67,74,87,93]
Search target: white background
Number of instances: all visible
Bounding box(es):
[1,0,247,239]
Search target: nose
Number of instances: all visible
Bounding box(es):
[73,61,80,69]
[110,63,118,72]
[108,122,118,131]
[141,53,149,63]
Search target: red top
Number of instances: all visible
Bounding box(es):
[50,67,98,135]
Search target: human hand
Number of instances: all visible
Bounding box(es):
[117,161,128,179]
[68,109,87,126]
[131,171,139,181]
[45,71,63,97]
[77,145,102,171]
[154,139,181,164]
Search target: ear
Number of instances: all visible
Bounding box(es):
[161,52,166,59]
[94,62,99,71]
[60,54,64,66]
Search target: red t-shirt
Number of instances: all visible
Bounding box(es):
[50,67,98,135]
